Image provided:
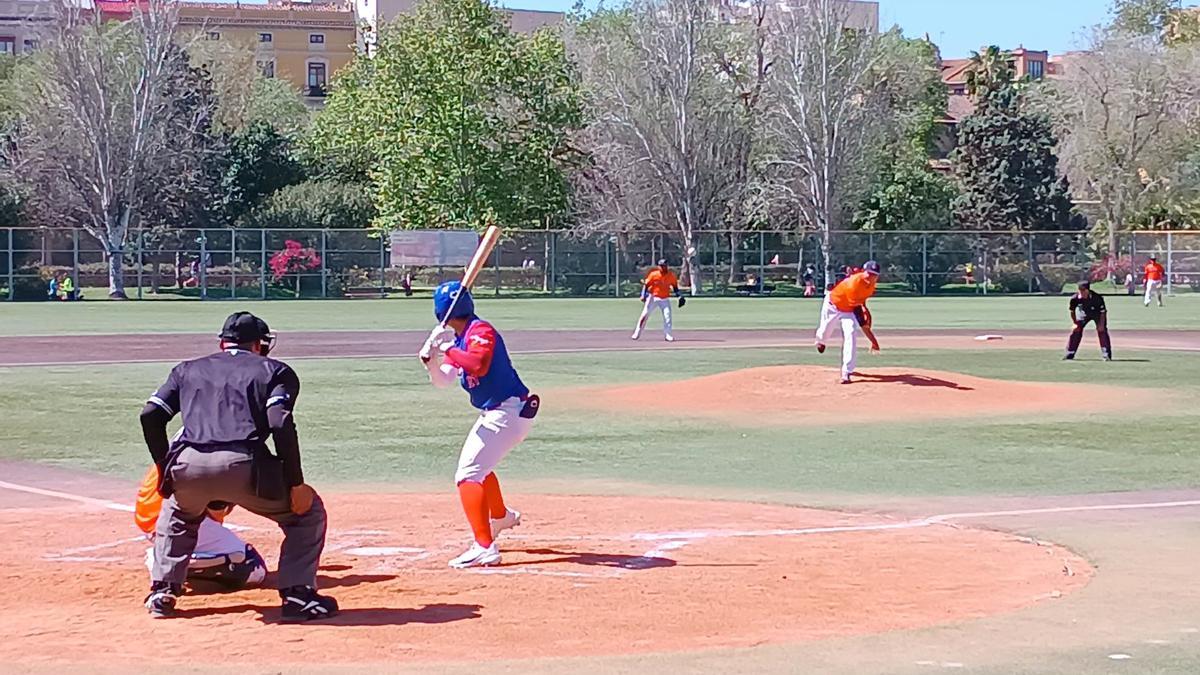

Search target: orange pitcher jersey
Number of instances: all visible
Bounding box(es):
[1144,261,1165,281]
[830,272,878,312]
[644,269,678,299]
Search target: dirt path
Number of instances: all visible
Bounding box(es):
[2,328,1198,367]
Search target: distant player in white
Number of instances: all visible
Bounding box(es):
[632,259,684,342]
[1143,256,1165,307]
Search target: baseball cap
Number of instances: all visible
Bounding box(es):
[219,312,273,344]
[657,258,668,266]
[1077,280,1091,289]
[863,260,881,275]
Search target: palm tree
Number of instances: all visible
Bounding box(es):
[965,45,1014,98]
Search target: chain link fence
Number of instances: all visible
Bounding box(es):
[3,227,1199,300]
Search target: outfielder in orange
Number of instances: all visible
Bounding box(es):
[632,259,684,342]
[815,261,882,384]
[135,466,267,590]
[1143,256,1165,307]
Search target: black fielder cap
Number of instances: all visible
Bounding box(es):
[1078,280,1091,289]
[219,312,272,344]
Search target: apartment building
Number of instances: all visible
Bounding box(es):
[0,0,51,56]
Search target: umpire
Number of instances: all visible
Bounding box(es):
[139,312,337,622]
[1064,281,1112,361]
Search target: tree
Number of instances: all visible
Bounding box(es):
[1042,33,1200,263]
[241,179,376,230]
[2,0,218,298]
[952,81,1076,291]
[189,37,310,136]
[571,0,749,292]
[310,0,584,233]
[219,122,305,226]
[765,0,897,280]
[854,34,956,232]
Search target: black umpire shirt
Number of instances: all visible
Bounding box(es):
[147,349,305,485]
[1069,292,1107,320]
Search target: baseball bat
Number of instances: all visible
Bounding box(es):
[439,224,501,326]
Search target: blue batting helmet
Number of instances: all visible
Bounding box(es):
[434,280,474,321]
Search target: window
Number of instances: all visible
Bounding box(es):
[22,38,38,52]
[952,87,966,95]
[206,31,220,41]
[309,33,325,44]
[307,62,328,95]
[0,37,14,55]
[258,32,273,43]
[256,59,275,79]
[1028,60,1044,80]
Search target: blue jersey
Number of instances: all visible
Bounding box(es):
[444,317,529,410]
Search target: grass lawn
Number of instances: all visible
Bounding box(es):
[2,346,1195,498]
[2,293,1199,336]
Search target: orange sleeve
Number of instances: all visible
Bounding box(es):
[134,466,162,535]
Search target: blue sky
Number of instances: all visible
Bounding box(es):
[502,0,1115,58]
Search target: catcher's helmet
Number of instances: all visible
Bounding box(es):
[434,280,474,321]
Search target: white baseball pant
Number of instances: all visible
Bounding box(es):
[143,518,251,571]
[634,297,673,339]
[456,396,534,484]
[1145,279,1163,306]
[815,296,859,380]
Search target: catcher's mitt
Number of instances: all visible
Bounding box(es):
[678,296,687,308]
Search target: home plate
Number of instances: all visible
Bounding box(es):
[344,546,426,556]
[974,335,1004,341]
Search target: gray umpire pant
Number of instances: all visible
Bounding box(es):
[152,445,326,590]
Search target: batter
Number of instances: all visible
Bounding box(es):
[420,281,538,569]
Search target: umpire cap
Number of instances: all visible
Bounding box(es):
[219,312,272,344]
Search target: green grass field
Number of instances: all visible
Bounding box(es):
[2,292,1199,336]
[2,296,1199,673]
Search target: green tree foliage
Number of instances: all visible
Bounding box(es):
[219,122,305,226]
[189,37,310,136]
[310,0,584,231]
[240,179,376,230]
[854,34,956,231]
[1111,0,1200,45]
[952,83,1076,289]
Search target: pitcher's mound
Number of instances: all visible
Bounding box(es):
[566,366,1132,424]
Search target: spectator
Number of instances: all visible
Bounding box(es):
[1124,273,1135,296]
[47,274,60,301]
[61,274,76,301]
[401,273,413,297]
[802,265,816,297]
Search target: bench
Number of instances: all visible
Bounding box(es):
[344,286,397,298]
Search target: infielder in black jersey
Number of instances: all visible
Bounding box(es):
[1064,281,1112,361]
[139,312,337,622]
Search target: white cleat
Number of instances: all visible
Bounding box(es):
[491,508,522,538]
[631,332,641,340]
[449,541,501,569]
[665,334,675,342]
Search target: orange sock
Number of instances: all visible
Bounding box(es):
[457,481,493,547]
[482,473,507,519]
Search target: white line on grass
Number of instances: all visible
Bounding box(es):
[0,479,134,512]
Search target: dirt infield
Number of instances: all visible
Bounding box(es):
[0,492,1090,668]
[561,366,1138,425]
[1,328,1198,367]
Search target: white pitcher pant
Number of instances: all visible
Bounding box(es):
[456,396,534,484]
[635,297,673,338]
[815,296,859,379]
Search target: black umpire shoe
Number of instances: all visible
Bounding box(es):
[280,585,339,623]
[144,581,181,619]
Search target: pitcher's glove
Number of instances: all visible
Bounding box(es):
[678,295,686,308]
